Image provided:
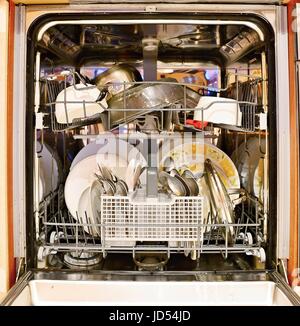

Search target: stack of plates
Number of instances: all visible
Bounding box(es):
[65,139,147,237]
[160,141,240,192]
[231,137,266,202]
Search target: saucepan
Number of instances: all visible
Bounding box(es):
[107,78,200,128]
[94,63,143,98]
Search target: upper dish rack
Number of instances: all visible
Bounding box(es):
[40,71,265,133]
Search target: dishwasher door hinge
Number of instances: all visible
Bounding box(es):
[278,259,289,284]
[145,5,157,12]
[15,257,26,283]
[35,112,48,130]
[258,112,267,130]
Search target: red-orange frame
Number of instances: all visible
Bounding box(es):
[7,0,15,288]
[287,0,300,285]
[5,0,300,288]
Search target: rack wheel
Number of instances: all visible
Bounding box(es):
[238,232,245,240]
[47,254,63,268]
[258,247,266,263]
[256,232,264,243]
[246,232,253,245]
[37,247,45,261]
[50,231,64,244]
[184,250,190,257]
[238,232,253,245]
[37,247,53,261]
[39,232,46,241]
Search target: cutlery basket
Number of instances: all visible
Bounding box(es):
[100,193,203,243]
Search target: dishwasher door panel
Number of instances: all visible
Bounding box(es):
[2,270,300,306]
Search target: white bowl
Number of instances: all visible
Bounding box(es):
[194,96,242,126]
[55,83,107,124]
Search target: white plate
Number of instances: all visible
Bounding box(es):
[89,180,103,237]
[194,96,242,126]
[37,141,60,202]
[97,177,135,246]
[77,185,101,237]
[55,83,107,124]
[253,158,264,202]
[65,154,127,219]
[38,166,46,203]
[160,141,240,190]
[76,181,102,237]
[233,137,266,201]
[77,187,93,235]
[197,176,212,230]
[70,138,147,170]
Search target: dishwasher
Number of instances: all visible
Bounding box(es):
[2,0,300,306]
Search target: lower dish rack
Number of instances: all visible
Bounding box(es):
[37,187,266,263]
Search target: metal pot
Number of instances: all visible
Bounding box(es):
[106,78,185,128]
[94,63,143,97]
[106,78,200,128]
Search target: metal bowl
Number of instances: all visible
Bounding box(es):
[108,78,200,126]
[94,63,142,97]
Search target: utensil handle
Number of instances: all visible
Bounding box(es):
[146,138,158,198]
[147,168,158,198]
[71,113,102,128]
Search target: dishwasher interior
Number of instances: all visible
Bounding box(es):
[28,15,274,274]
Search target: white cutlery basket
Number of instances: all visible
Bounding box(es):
[100,194,203,243]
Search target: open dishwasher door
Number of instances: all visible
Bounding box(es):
[3,1,300,306]
[2,270,300,306]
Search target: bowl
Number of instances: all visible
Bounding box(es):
[194,96,242,127]
[55,83,106,124]
[107,78,184,127]
[94,63,143,97]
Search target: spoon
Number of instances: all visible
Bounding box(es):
[117,179,129,193]
[101,179,116,196]
[162,156,176,173]
[94,173,105,184]
[173,174,190,196]
[126,159,142,192]
[97,163,114,182]
[169,168,181,177]
[159,171,187,196]
[133,164,143,189]
[181,169,195,178]
[158,171,171,187]
[115,180,128,196]
[181,170,199,196]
